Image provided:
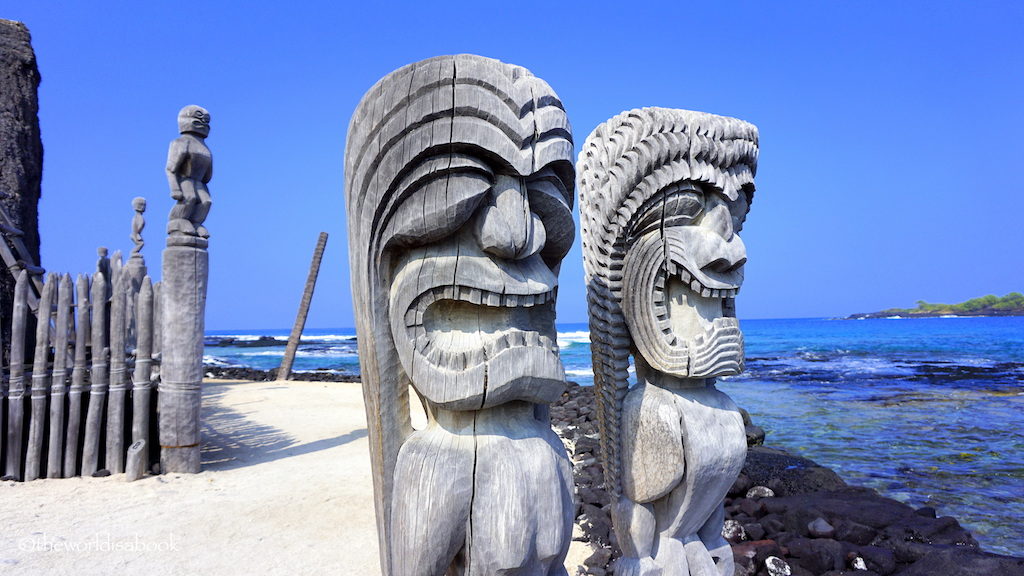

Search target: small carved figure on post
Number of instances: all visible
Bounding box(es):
[96,246,109,279]
[166,105,212,238]
[130,197,146,257]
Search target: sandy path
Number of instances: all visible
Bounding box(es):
[0,379,591,575]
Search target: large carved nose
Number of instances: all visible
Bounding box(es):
[473,174,546,260]
[701,194,735,241]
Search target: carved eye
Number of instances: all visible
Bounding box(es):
[383,154,493,249]
[628,182,705,241]
[662,183,704,228]
[527,167,574,267]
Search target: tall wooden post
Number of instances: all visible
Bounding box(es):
[158,104,212,474]
[132,278,154,450]
[82,273,108,476]
[25,273,54,480]
[278,232,328,380]
[3,271,29,480]
[158,235,207,473]
[65,274,90,477]
[106,274,128,473]
[47,273,72,477]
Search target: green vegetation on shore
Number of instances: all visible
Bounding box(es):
[848,292,1024,319]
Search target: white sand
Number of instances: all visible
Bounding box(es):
[0,379,593,575]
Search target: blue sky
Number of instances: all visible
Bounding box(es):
[6,1,1023,330]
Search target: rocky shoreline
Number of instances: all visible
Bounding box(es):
[204,365,359,383]
[203,366,1023,575]
[550,382,1024,576]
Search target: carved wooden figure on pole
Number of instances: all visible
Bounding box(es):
[125,197,148,348]
[166,106,212,238]
[578,108,759,576]
[345,55,576,575]
[159,105,212,473]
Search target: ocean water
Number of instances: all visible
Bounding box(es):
[205,317,1024,556]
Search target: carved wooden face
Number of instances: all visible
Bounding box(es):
[623,180,752,379]
[177,105,210,137]
[345,55,575,411]
[387,158,574,410]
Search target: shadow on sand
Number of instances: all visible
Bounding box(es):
[200,382,367,471]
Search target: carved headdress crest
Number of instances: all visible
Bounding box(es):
[577,107,758,497]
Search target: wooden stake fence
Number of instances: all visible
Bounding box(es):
[1,269,161,481]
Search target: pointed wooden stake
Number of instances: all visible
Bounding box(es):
[106,273,128,473]
[64,274,90,477]
[82,273,108,476]
[4,271,29,480]
[47,274,73,478]
[25,273,55,480]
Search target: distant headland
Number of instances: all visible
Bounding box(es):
[847,292,1024,319]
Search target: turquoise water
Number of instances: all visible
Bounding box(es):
[205,317,1024,556]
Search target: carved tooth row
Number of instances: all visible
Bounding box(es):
[662,261,740,299]
[410,286,556,319]
[480,331,560,357]
[538,333,558,354]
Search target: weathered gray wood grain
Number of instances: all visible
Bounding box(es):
[158,244,207,473]
[82,272,108,476]
[131,277,154,450]
[64,274,89,477]
[25,273,54,480]
[106,273,128,473]
[46,273,72,477]
[4,271,29,480]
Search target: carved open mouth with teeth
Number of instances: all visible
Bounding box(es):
[388,235,567,410]
[404,285,560,369]
[624,231,745,379]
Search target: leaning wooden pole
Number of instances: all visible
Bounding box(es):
[25,274,55,480]
[64,274,90,477]
[106,274,128,473]
[47,273,72,477]
[131,277,154,450]
[278,231,328,380]
[4,271,29,480]
[82,272,108,476]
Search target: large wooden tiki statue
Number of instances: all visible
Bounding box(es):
[345,55,576,576]
[578,108,759,576]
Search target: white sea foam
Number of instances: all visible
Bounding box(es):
[299,334,357,342]
[557,330,591,348]
[565,369,594,377]
[202,355,238,367]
